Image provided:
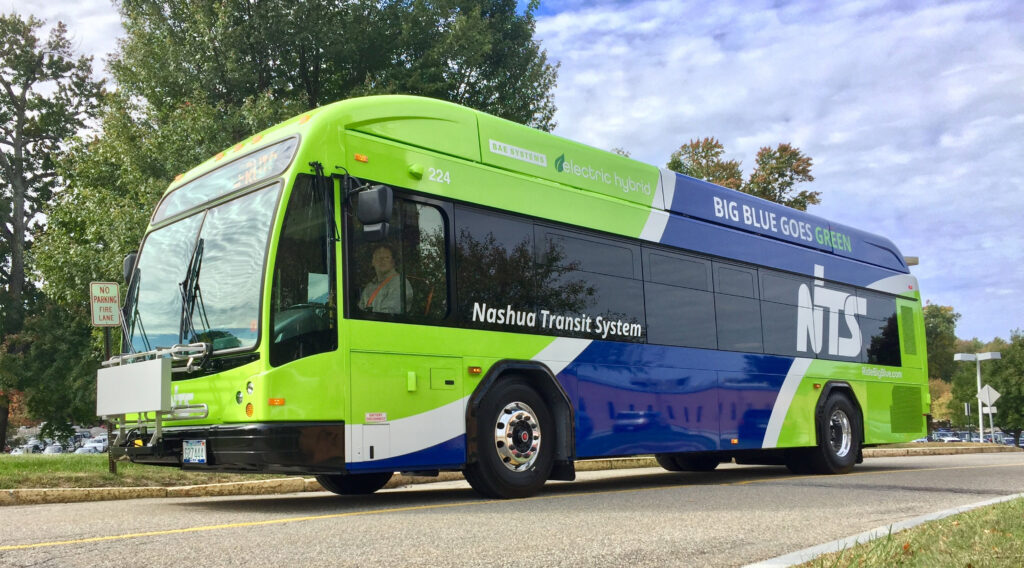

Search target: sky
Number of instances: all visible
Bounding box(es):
[10,0,1024,341]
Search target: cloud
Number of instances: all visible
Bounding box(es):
[537,0,1024,340]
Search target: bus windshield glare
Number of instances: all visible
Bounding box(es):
[125,184,281,353]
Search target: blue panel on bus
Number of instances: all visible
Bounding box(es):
[658,211,901,288]
[346,435,466,473]
[562,341,797,458]
[665,173,908,274]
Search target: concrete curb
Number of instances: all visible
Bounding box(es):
[2,445,1018,506]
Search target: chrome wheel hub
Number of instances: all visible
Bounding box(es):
[494,401,541,471]
[829,409,852,458]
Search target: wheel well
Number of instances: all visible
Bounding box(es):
[815,381,864,445]
[467,360,575,468]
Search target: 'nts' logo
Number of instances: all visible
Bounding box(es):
[797,265,866,358]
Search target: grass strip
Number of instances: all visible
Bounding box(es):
[801,496,1024,567]
[0,454,285,489]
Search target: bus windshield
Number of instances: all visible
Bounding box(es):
[125,184,281,353]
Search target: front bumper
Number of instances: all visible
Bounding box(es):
[113,422,346,474]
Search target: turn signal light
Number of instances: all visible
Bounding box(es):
[245,403,254,417]
[354,153,369,163]
[268,398,286,406]
[468,366,482,375]
[731,438,739,445]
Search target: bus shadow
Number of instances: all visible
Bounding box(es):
[173,464,831,515]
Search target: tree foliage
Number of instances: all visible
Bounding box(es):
[924,303,961,382]
[666,137,818,210]
[666,137,742,190]
[0,13,101,446]
[0,302,98,443]
[988,330,1024,446]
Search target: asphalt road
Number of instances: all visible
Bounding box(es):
[2,452,1023,568]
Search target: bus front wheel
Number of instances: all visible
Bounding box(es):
[464,379,554,499]
[316,472,393,495]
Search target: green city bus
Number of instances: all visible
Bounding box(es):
[98,95,929,499]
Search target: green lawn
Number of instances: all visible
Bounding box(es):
[0,454,286,489]
[801,497,1024,567]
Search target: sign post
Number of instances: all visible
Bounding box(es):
[979,385,1001,443]
[89,282,120,474]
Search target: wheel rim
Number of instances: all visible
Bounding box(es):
[829,409,852,458]
[494,401,542,471]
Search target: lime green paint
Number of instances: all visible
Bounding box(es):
[476,113,659,208]
[345,320,553,425]
[341,132,652,238]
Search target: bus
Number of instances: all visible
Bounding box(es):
[97,95,929,499]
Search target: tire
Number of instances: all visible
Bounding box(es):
[464,378,554,499]
[656,453,719,472]
[316,472,393,495]
[673,454,720,472]
[655,454,684,472]
[806,393,861,474]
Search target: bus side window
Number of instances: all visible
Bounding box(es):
[350,196,449,321]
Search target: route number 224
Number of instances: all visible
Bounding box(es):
[428,167,451,184]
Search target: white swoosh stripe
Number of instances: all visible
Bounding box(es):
[532,337,592,376]
[347,396,468,463]
[762,358,812,449]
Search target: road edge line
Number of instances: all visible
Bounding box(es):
[742,492,1024,568]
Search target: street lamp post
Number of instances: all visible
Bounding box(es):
[954,352,1002,442]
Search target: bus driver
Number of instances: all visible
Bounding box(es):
[358,244,413,314]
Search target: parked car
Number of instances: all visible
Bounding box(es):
[937,436,962,443]
[83,440,108,452]
[74,446,101,454]
[42,444,65,454]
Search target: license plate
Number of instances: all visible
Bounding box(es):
[183,439,207,464]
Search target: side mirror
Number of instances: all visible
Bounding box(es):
[356,185,393,242]
[123,252,138,285]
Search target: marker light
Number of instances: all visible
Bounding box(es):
[468,366,482,375]
[174,174,185,181]
[731,438,739,445]
[354,153,369,163]
[252,134,263,143]
[245,403,254,417]
[268,398,286,406]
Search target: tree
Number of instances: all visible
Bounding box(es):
[989,330,1024,446]
[0,302,97,443]
[744,143,818,210]
[923,303,961,382]
[665,138,818,210]
[0,13,101,447]
[666,137,742,190]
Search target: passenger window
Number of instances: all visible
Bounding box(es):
[713,262,762,352]
[643,248,715,348]
[349,195,449,321]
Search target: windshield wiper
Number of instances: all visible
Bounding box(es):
[121,268,149,353]
[178,238,211,347]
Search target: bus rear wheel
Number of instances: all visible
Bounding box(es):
[791,392,861,475]
[464,378,554,499]
[316,472,393,495]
